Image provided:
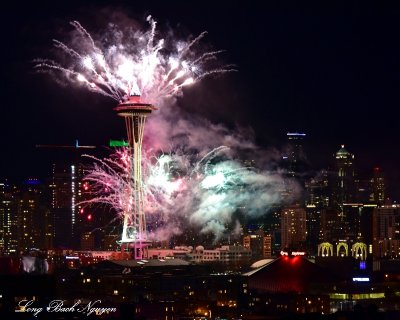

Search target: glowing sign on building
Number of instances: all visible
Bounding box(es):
[65,256,80,260]
[352,277,370,282]
[109,140,129,147]
[280,251,306,256]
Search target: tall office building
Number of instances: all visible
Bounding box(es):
[319,205,361,243]
[305,171,328,253]
[305,170,329,208]
[319,207,342,242]
[305,205,321,254]
[262,207,281,254]
[282,133,308,205]
[281,206,307,250]
[284,133,307,178]
[372,167,385,204]
[341,203,363,241]
[372,205,400,258]
[319,204,376,246]
[0,183,5,253]
[330,145,356,208]
[359,204,377,246]
[37,141,97,249]
[51,163,86,249]
[0,181,18,254]
[354,178,372,203]
[16,179,52,252]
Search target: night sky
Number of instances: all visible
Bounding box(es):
[1,1,400,197]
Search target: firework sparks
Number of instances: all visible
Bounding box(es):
[35,15,294,244]
[82,147,291,242]
[35,16,234,104]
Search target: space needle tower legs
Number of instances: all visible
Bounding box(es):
[114,95,156,260]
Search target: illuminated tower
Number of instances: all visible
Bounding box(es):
[114,95,156,259]
[330,145,356,207]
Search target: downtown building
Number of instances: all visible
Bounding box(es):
[50,162,83,249]
[50,161,110,251]
[283,132,307,179]
[304,145,384,257]
[0,181,18,254]
[280,205,307,250]
[0,179,53,254]
[329,145,356,208]
[372,204,400,259]
[16,179,53,252]
[45,142,110,251]
[0,142,106,253]
[319,146,372,241]
[243,229,272,260]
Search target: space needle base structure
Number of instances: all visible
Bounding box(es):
[114,95,156,260]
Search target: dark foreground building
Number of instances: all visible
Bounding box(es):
[2,255,400,319]
[244,256,333,316]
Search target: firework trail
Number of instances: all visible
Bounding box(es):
[35,16,234,105]
[80,150,132,215]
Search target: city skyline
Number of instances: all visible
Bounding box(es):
[3,3,400,318]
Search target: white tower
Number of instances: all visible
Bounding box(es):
[114,95,156,259]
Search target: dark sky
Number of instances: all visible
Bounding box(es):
[1,1,400,196]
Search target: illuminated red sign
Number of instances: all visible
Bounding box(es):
[280,251,306,256]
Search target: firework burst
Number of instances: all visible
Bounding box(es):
[81,147,290,242]
[35,16,234,105]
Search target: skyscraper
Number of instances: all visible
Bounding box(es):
[16,179,52,252]
[40,142,96,249]
[372,167,385,204]
[282,133,308,206]
[284,132,307,178]
[319,207,342,242]
[305,205,321,254]
[305,170,329,208]
[0,181,18,254]
[281,206,307,250]
[305,171,328,253]
[51,163,85,249]
[372,205,400,258]
[330,145,356,208]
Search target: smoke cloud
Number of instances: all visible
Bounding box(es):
[143,108,302,242]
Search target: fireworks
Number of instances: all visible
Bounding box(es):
[35,16,234,105]
[34,15,235,254]
[82,147,288,242]
[36,15,293,244]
